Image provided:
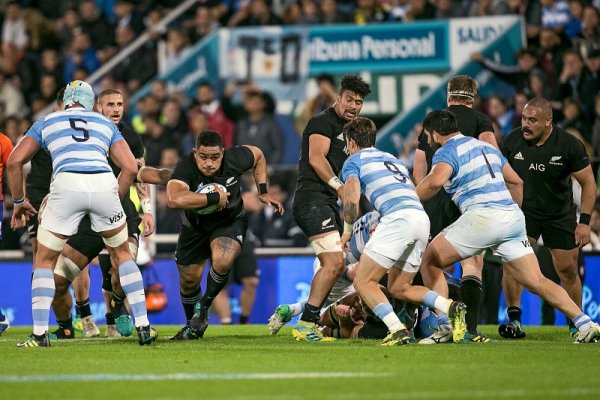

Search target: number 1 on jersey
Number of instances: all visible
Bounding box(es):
[481,150,496,178]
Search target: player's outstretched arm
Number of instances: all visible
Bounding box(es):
[137,166,172,186]
[308,134,343,198]
[416,162,453,202]
[572,165,596,246]
[502,163,523,207]
[341,176,360,251]
[244,145,284,214]
[109,139,138,199]
[166,180,228,210]
[412,149,427,185]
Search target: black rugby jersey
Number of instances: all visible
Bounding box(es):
[170,146,254,231]
[109,122,144,176]
[501,125,590,219]
[418,104,494,171]
[26,148,52,196]
[296,107,348,197]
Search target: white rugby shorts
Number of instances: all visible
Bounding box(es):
[363,209,430,272]
[40,172,126,236]
[442,206,534,262]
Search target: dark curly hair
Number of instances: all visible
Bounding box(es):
[339,74,371,99]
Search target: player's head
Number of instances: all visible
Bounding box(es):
[334,74,371,122]
[521,97,553,143]
[422,109,459,148]
[97,89,125,125]
[63,80,95,110]
[447,75,477,106]
[344,117,376,154]
[193,130,224,177]
[55,86,66,111]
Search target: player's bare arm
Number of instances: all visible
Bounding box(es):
[7,136,40,225]
[108,139,138,199]
[502,163,524,207]
[137,166,172,186]
[341,176,360,251]
[478,131,500,149]
[308,134,343,197]
[135,157,155,236]
[244,145,284,214]
[416,162,453,202]
[412,149,427,185]
[572,165,596,246]
[166,179,228,210]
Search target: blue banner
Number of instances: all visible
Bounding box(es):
[2,254,599,327]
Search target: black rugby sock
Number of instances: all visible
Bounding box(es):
[181,288,201,323]
[105,312,115,325]
[461,275,482,334]
[200,268,230,308]
[57,318,73,330]
[507,306,522,323]
[300,303,321,324]
[239,315,249,325]
[76,298,92,318]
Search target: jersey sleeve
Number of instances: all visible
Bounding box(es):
[567,135,591,173]
[475,112,494,136]
[25,118,45,145]
[129,133,145,159]
[227,146,255,174]
[432,145,457,178]
[109,123,125,146]
[170,155,195,188]
[341,155,360,182]
[306,113,335,140]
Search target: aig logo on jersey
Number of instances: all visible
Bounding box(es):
[529,163,545,171]
[549,155,563,166]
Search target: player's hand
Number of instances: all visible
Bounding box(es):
[258,194,284,214]
[142,212,155,236]
[213,184,230,210]
[11,201,37,229]
[10,213,27,229]
[341,233,351,252]
[575,223,591,247]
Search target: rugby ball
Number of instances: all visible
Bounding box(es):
[194,183,227,215]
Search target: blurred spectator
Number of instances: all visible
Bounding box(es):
[486,96,515,137]
[142,115,172,167]
[299,0,321,24]
[79,0,115,52]
[189,6,220,42]
[320,0,350,23]
[471,47,540,93]
[0,73,28,119]
[591,97,600,158]
[249,179,307,247]
[468,0,512,17]
[56,7,80,54]
[112,26,157,93]
[62,31,100,84]
[190,81,235,148]
[565,0,584,39]
[160,98,187,144]
[394,123,420,172]
[234,90,283,165]
[150,80,169,108]
[228,0,284,27]
[114,0,145,35]
[2,116,21,144]
[1,1,28,75]
[538,28,567,88]
[554,49,598,119]
[160,28,193,74]
[511,92,530,129]
[558,97,592,143]
[39,48,63,89]
[180,111,209,155]
[572,5,600,58]
[404,0,437,21]
[295,74,337,134]
[352,0,390,24]
[540,0,570,31]
[435,0,465,18]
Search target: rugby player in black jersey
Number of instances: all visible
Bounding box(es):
[166,130,283,339]
[413,75,498,343]
[291,74,371,342]
[50,89,155,339]
[499,97,596,338]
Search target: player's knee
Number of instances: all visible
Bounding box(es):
[54,273,71,295]
[243,276,259,290]
[311,232,343,256]
[179,272,200,291]
[389,282,410,300]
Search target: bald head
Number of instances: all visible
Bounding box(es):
[525,97,553,119]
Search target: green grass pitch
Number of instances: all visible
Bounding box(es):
[1,325,599,400]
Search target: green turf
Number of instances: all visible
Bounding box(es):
[1,325,599,400]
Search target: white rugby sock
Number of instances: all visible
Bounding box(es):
[32,268,55,336]
[119,261,149,327]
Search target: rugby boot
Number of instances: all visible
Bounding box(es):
[498,320,526,339]
[112,301,133,337]
[189,303,210,338]
[268,304,292,335]
[17,332,50,348]
[419,325,453,345]
[292,320,336,342]
[49,326,75,341]
[574,322,600,343]
[463,331,495,343]
[82,315,100,337]
[380,329,411,346]
[73,313,83,333]
[136,325,158,346]
[170,324,199,340]
[105,325,121,338]
[448,301,467,343]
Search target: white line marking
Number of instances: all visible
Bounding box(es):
[0,372,390,383]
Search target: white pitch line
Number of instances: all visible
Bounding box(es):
[0,372,391,383]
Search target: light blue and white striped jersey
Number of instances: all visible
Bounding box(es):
[348,211,380,263]
[341,147,423,216]
[432,134,515,213]
[26,108,123,174]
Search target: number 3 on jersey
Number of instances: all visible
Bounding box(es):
[384,160,407,183]
[70,118,89,142]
